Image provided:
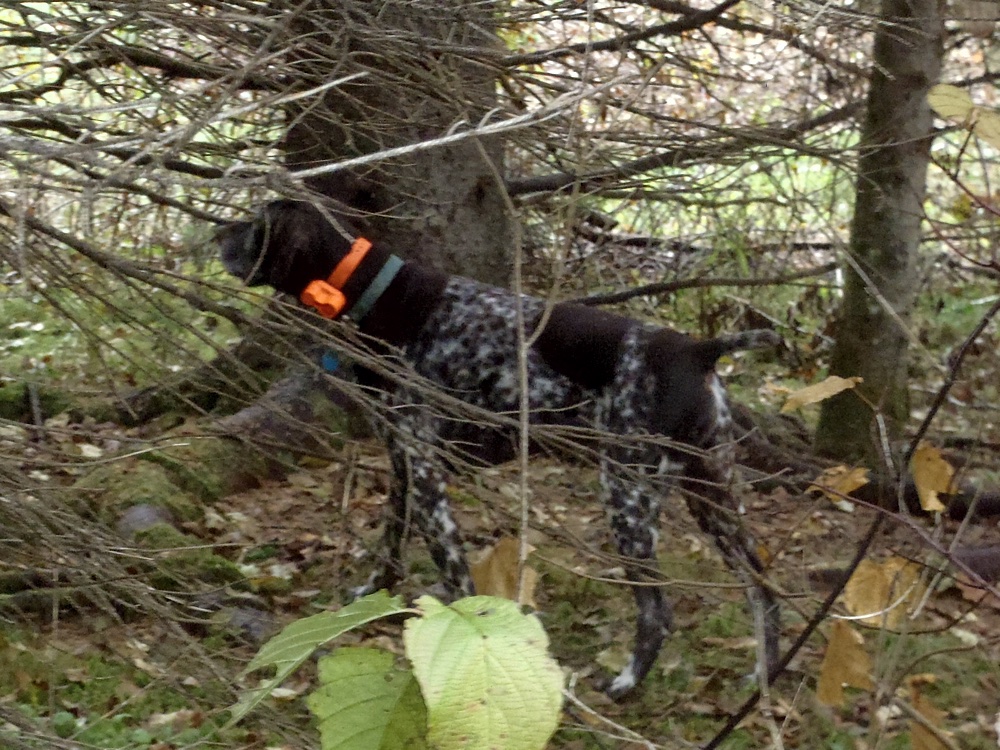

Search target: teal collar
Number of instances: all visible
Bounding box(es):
[347,254,405,323]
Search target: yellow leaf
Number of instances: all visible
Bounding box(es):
[842,557,926,629]
[973,109,1000,151]
[470,536,538,607]
[928,84,975,123]
[816,620,873,707]
[929,83,1000,151]
[807,465,870,509]
[906,674,950,750]
[780,376,863,413]
[911,442,955,513]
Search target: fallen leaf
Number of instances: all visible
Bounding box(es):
[808,465,870,511]
[954,574,1000,612]
[843,557,926,629]
[780,376,863,413]
[911,443,955,513]
[905,674,950,750]
[701,636,757,651]
[470,536,538,607]
[147,710,202,731]
[78,443,103,458]
[816,620,873,707]
[64,668,89,683]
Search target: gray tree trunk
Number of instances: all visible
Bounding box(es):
[815,0,943,463]
[279,1,513,285]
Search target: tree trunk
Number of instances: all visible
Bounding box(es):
[279,0,513,285]
[815,0,942,463]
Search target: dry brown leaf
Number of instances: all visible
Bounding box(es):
[702,636,757,651]
[470,536,538,607]
[843,557,926,629]
[780,376,863,413]
[911,443,955,513]
[906,674,950,750]
[808,465,870,510]
[954,574,1000,612]
[816,620,874,707]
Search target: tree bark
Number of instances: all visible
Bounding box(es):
[278,0,514,285]
[815,0,942,463]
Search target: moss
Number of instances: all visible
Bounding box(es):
[0,381,71,422]
[311,391,359,441]
[446,487,481,507]
[144,436,278,501]
[134,523,244,587]
[0,382,28,421]
[74,461,201,522]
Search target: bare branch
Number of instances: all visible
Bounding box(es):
[502,0,743,66]
[507,102,861,196]
[575,263,837,306]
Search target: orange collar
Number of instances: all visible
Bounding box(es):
[299,237,372,318]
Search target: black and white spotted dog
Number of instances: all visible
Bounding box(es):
[216,199,781,698]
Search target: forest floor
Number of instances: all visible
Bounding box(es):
[4,422,998,750]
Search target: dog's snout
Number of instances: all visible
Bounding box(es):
[215,221,262,282]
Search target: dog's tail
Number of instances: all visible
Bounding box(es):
[695,329,782,366]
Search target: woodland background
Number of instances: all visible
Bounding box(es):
[2,1,1000,748]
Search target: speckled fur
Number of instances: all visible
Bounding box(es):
[354,278,779,698]
[216,201,781,699]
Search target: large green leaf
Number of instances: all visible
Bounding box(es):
[228,591,407,725]
[308,648,427,750]
[404,596,563,750]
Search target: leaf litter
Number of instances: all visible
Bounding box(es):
[6,418,1000,748]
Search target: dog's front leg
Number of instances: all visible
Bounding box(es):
[397,440,475,600]
[352,470,408,599]
[357,406,474,601]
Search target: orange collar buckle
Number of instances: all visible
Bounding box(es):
[299,237,373,319]
[300,280,347,319]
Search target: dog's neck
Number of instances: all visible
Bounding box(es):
[311,243,450,348]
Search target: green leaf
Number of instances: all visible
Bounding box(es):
[308,648,427,750]
[228,591,407,725]
[404,596,563,750]
[929,83,1000,151]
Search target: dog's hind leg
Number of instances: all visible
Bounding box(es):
[601,462,673,700]
[680,453,780,679]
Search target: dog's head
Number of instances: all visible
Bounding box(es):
[215,200,358,297]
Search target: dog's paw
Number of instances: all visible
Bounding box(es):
[350,582,378,600]
[603,658,638,701]
[351,565,403,601]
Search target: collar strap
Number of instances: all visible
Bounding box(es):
[348,254,404,322]
[300,237,373,319]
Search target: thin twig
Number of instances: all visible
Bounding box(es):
[575,262,837,305]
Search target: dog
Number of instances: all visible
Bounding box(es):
[216,199,781,698]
